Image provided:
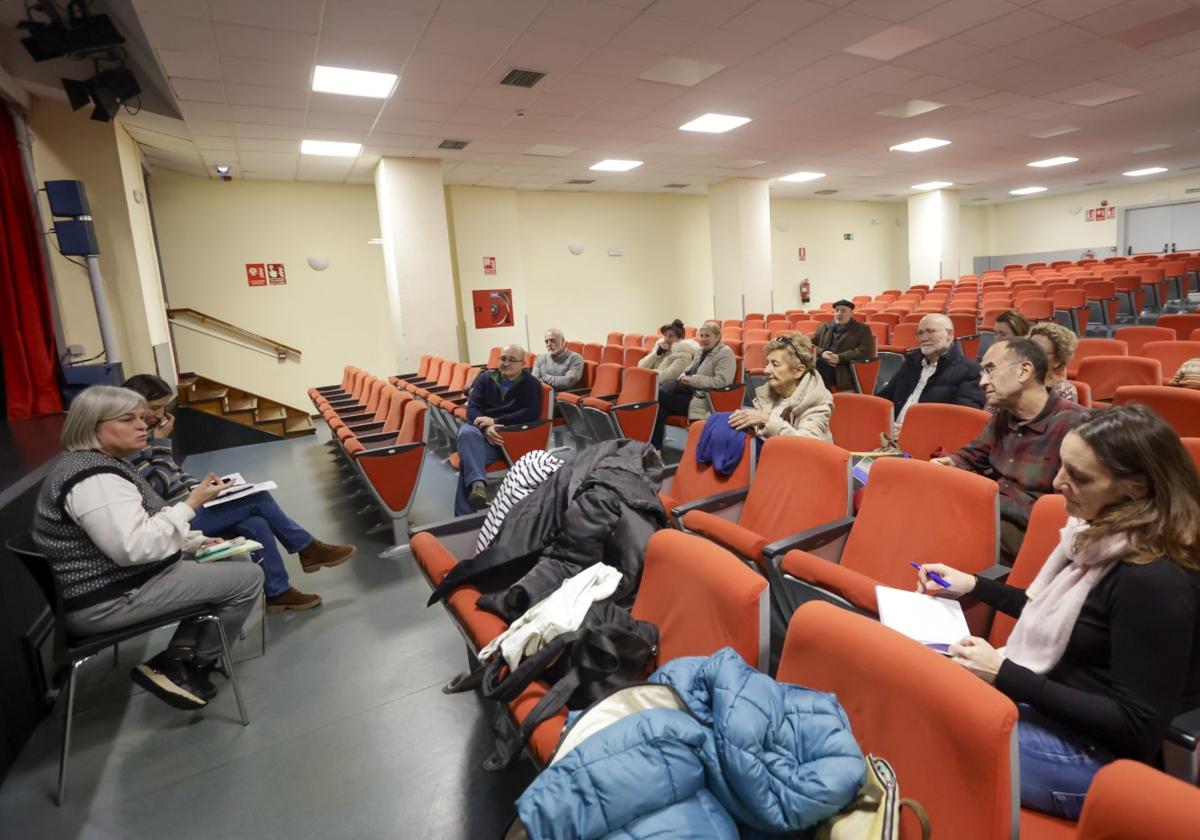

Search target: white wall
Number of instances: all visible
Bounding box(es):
[958,204,988,277]
[149,170,395,408]
[980,173,1200,256]
[769,197,908,306]
[447,186,713,360]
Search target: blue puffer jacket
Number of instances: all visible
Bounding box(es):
[516,648,865,839]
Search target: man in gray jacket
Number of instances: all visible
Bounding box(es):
[532,328,583,392]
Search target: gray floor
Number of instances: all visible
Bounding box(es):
[0,425,538,839]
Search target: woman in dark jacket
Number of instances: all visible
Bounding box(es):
[878,313,985,433]
[917,406,1200,820]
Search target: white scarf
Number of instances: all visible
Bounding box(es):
[1002,517,1127,673]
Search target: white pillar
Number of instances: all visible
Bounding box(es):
[708,178,773,318]
[374,157,460,370]
[907,189,960,286]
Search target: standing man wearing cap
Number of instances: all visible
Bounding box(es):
[812,300,875,392]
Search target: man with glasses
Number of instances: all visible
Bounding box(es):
[455,344,542,514]
[813,300,875,391]
[879,313,985,435]
[532,328,583,392]
[932,338,1086,562]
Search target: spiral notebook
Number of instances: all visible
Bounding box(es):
[875,586,969,655]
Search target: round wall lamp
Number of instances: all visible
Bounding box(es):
[307,256,331,271]
[568,242,584,255]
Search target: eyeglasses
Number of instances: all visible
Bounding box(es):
[499,355,522,363]
[980,361,1020,378]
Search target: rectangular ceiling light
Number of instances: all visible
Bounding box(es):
[779,171,826,182]
[912,180,953,190]
[1028,156,1078,168]
[590,159,642,172]
[876,99,945,118]
[889,137,950,153]
[638,56,726,88]
[301,139,362,157]
[1009,186,1047,195]
[679,113,751,133]
[1031,126,1079,139]
[1123,166,1168,176]
[312,65,398,99]
[1132,143,1172,154]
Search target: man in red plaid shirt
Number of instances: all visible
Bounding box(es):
[933,338,1087,562]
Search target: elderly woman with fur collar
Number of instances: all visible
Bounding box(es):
[729,333,833,440]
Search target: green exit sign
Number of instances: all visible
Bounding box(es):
[843,233,854,240]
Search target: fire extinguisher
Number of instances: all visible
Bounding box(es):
[800,278,811,304]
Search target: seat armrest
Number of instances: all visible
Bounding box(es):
[409,512,488,540]
[762,516,855,559]
[591,393,620,402]
[356,440,423,459]
[338,411,374,424]
[659,463,679,481]
[394,370,421,379]
[558,386,591,397]
[671,486,750,520]
[347,420,385,432]
[1167,706,1200,750]
[975,563,1011,584]
[315,384,344,393]
[438,389,467,401]
[425,385,452,394]
[612,399,657,413]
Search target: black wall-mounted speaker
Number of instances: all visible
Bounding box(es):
[44,180,90,217]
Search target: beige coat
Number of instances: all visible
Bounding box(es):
[752,372,833,440]
[686,342,738,420]
[638,342,696,383]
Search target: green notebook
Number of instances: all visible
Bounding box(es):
[194,538,263,563]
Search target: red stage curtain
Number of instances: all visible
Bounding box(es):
[0,106,62,420]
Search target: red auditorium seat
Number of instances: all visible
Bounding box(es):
[580,366,659,442]
[830,393,892,451]
[898,403,990,460]
[1113,326,1175,356]
[1112,386,1200,437]
[1075,357,1162,405]
[1068,338,1128,379]
[657,419,755,520]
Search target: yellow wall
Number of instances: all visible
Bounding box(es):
[447,186,713,360]
[769,198,908,306]
[28,99,158,374]
[981,173,1200,256]
[149,170,395,408]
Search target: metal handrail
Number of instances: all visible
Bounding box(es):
[166,308,301,359]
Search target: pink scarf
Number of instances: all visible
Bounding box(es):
[1003,517,1127,674]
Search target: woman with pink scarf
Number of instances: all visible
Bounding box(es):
[917,405,1200,820]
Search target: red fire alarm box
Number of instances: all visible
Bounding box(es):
[246,263,266,286]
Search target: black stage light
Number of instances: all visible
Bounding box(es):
[18,19,71,61]
[18,2,124,62]
[60,67,141,123]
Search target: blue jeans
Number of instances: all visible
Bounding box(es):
[191,491,313,598]
[1018,704,1112,820]
[454,423,503,515]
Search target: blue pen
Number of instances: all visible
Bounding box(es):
[911,562,952,590]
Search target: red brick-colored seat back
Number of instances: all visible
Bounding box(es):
[898,403,990,460]
[1112,385,1200,437]
[830,393,892,452]
[1076,760,1200,840]
[988,493,1067,647]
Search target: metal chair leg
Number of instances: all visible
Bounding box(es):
[57,660,82,806]
[208,616,250,726]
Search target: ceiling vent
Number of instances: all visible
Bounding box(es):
[1084,180,1108,186]
[438,139,470,150]
[499,68,546,88]
[566,178,595,185]
[1180,163,1200,171]
[814,189,838,195]
[664,183,689,188]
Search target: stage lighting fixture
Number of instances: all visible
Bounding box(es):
[18,1,124,61]
[61,66,142,122]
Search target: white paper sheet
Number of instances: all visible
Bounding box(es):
[876,586,969,653]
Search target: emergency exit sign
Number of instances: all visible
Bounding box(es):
[843,233,854,240]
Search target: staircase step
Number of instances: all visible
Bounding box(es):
[255,405,286,423]
[225,395,258,414]
[189,385,229,406]
[284,415,316,437]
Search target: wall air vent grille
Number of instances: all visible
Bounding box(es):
[499,68,546,88]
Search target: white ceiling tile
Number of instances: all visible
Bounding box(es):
[186,119,235,136]
[737,39,836,75]
[306,92,386,116]
[461,86,542,111]
[510,113,573,131]
[789,10,894,48]
[207,0,324,33]
[374,116,443,133]
[546,71,627,99]
[321,0,430,48]
[139,13,217,51]
[958,9,1061,48]
[179,101,232,121]
[156,50,223,80]
[698,67,779,95]
[314,39,412,74]
[491,33,597,74]
[621,79,689,106]
[391,77,475,104]
[906,0,1019,37]
[233,123,307,139]
[169,78,227,103]
[366,131,438,147]
[724,0,835,39]
[610,14,716,54]
[451,105,517,126]
[219,58,312,89]
[237,137,299,153]
[1074,0,1191,37]
[192,134,236,150]
[843,25,942,60]
[299,127,372,143]
[404,51,498,85]
[381,100,458,121]
[528,0,641,43]
[418,17,524,61]
[134,0,211,19]
[1045,81,1141,106]
[436,0,549,29]
[575,46,666,79]
[228,105,307,126]
[1145,28,1200,58]
[678,28,781,66]
[649,0,758,26]
[212,23,318,62]
[238,151,300,167]
[225,83,309,110]
[523,93,592,118]
[306,111,375,131]
[996,24,1096,60]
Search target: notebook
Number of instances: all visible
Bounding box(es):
[193,538,263,563]
[875,585,969,655]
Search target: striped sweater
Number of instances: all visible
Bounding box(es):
[126,437,197,504]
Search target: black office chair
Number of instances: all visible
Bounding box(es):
[5,534,250,806]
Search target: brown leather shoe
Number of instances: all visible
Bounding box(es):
[265,587,322,614]
[298,539,356,573]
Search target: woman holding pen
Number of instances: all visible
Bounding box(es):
[916,405,1200,820]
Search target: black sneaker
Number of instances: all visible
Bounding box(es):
[130,652,208,710]
[468,481,490,511]
[182,660,218,701]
